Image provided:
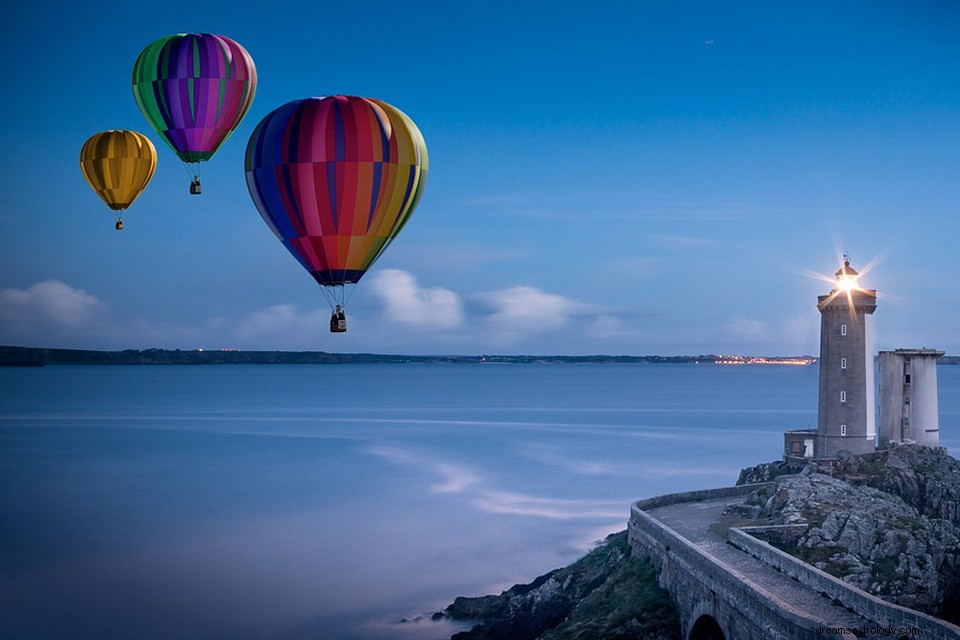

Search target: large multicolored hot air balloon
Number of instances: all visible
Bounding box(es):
[79,130,157,230]
[132,33,256,194]
[245,96,428,333]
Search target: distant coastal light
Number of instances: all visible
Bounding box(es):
[714,355,815,365]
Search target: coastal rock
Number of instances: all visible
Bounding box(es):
[441,532,680,640]
[745,445,960,622]
[736,460,790,485]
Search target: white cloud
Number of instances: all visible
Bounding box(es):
[0,280,107,344]
[368,269,464,329]
[0,275,633,354]
[476,286,595,332]
[586,314,634,341]
[233,304,327,341]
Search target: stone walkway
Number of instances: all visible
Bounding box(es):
[648,496,876,632]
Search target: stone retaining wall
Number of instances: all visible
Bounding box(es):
[730,526,960,640]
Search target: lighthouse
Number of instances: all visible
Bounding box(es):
[816,259,877,458]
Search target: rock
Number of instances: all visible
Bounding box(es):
[441,532,681,640]
[744,445,960,623]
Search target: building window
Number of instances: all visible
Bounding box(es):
[841,357,847,369]
[840,424,847,436]
[840,391,846,403]
[905,374,911,384]
[841,324,847,336]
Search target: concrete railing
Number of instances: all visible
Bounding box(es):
[731,526,960,640]
[633,482,768,511]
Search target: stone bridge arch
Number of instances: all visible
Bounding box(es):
[686,600,729,640]
[689,614,725,640]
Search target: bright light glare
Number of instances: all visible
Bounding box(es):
[837,276,860,291]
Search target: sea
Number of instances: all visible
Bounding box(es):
[2,363,959,640]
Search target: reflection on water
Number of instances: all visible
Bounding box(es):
[1,364,957,639]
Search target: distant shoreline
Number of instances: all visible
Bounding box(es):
[2,346,957,367]
[0,345,824,366]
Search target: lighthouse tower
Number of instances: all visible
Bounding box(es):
[817,259,877,458]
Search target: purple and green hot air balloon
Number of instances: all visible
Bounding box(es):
[132,33,256,194]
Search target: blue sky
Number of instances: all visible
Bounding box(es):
[1,1,959,355]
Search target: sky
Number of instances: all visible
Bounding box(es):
[1,1,959,356]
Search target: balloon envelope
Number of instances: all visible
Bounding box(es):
[132,33,256,164]
[79,130,157,211]
[244,96,428,288]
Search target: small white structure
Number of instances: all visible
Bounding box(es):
[878,348,943,448]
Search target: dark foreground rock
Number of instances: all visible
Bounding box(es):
[440,531,680,640]
[741,445,960,623]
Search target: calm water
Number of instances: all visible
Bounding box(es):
[2,364,958,640]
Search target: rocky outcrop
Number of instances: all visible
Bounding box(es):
[440,531,680,640]
[736,459,796,485]
[743,445,960,623]
[833,445,960,525]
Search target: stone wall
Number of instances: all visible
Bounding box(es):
[730,526,960,640]
[630,485,828,640]
[629,485,960,640]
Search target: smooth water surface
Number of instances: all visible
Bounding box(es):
[2,364,958,639]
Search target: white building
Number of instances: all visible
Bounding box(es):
[878,349,943,448]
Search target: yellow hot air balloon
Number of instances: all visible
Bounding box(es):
[80,130,157,230]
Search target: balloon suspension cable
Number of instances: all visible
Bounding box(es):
[319,284,350,311]
[343,282,358,308]
[319,283,356,331]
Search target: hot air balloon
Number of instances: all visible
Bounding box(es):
[79,130,157,230]
[245,96,428,333]
[132,33,256,194]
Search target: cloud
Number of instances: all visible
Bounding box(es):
[0,274,633,354]
[368,269,464,329]
[476,286,596,332]
[233,304,328,341]
[0,280,103,327]
[0,280,107,344]
[585,314,639,342]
